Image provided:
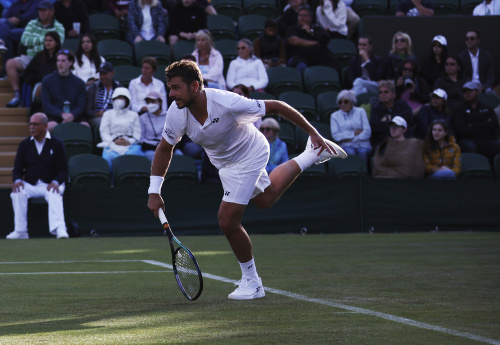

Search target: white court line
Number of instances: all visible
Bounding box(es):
[0,271,168,275]
[144,259,500,345]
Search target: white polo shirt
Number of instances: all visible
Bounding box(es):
[162,89,267,170]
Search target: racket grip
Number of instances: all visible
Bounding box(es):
[158,208,168,225]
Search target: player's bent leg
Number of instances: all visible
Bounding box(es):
[218,201,253,263]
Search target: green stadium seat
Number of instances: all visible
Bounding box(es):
[172,40,195,62]
[212,0,244,21]
[317,91,339,124]
[164,155,199,185]
[327,39,357,69]
[238,14,267,41]
[213,39,238,77]
[295,121,333,152]
[301,162,327,178]
[134,40,171,66]
[477,93,500,109]
[243,0,277,17]
[249,91,276,100]
[328,155,368,178]
[356,92,378,106]
[69,154,110,187]
[278,122,297,154]
[89,14,121,41]
[303,66,342,98]
[266,66,303,97]
[460,0,482,14]
[433,0,459,15]
[112,155,152,187]
[279,91,317,121]
[460,153,493,180]
[97,39,133,66]
[353,0,388,17]
[113,65,141,88]
[207,15,237,41]
[52,123,93,160]
[61,38,80,54]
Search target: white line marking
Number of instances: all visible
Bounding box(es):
[0,260,143,264]
[143,260,500,345]
[0,271,169,275]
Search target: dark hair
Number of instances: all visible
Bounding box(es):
[57,49,75,69]
[424,119,451,153]
[358,35,373,45]
[76,33,101,70]
[297,6,312,16]
[41,31,61,63]
[264,18,278,29]
[142,56,158,72]
[231,84,249,97]
[445,55,463,79]
[165,60,203,90]
[466,28,480,39]
[428,39,448,63]
[397,59,418,76]
[180,54,197,62]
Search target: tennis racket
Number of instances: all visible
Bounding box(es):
[158,209,203,301]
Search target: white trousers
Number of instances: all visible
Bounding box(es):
[11,181,67,235]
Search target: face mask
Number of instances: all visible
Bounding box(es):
[113,99,126,111]
[146,103,160,114]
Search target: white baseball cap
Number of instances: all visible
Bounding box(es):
[432,88,447,100]
[389,116,407,129]
[432,35,447,46]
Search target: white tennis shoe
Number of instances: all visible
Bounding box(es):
[6,231,29,239]
[306,137,347,164]
[228,277,265,300]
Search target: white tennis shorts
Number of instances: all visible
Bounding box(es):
[218,152,271,205]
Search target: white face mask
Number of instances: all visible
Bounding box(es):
[146,103,160,114]
[113,99,126,111]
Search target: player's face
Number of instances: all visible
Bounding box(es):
[167,76,196,109]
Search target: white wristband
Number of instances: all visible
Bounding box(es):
[148,175,164,194]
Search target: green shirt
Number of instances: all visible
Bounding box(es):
[20,19,65,58]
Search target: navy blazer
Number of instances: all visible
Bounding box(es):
[347,53,384,86]
[12,136,68,185]
[457,49,495,89]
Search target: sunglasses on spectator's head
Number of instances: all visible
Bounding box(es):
[58,49,70,54]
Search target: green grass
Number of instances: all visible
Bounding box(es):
[1,232,499,344]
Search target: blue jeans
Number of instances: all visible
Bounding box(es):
[428,169,455,180]
[102,144,144,171]
[0,18,24,61]
[351,78,379,95]
[341,145,372,163]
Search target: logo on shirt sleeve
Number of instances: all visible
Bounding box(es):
[164,128,175,140]
[256,100,261,108]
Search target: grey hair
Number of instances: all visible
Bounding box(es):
[239,38,254,56]
[336,89,357,104]
[32,112,48,124]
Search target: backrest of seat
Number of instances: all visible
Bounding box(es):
[69,154,110,187]
[267,66,303,97]
[112,155,152,187]
[303,66,341,97]
[113,65,142,88]
[134,40,171,66]
[329,155,368,177]
[460,153,493,179]
[238,15,267,41]
[97,39,133,66]
[207,15,236,40]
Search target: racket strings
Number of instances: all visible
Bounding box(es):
[175,248,201,298]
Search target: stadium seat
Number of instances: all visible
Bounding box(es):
[134,40,171,66]
[477,93,500,109]
[238,14,267,41]
[154,64,168,82]
[278,121,297,154]
[389,0,400,14]
[459,153,493,180]
[61,38,80,54]
[295,121,333,152]
[300,162,327,178]
[310,120,333,141]
[328,155,368,178]
[164,155,198,185]
[356,92,378,106]
[97,39,133,66]
[328,39,357,69]
[303,66,342,98]
[249,91,276,100]
[69,154,110,187]
[113,65,141,88]
[460,0,482,14]
[266,66,303,97]
[243,0,277,17]
[207,15,236,41]
[213,39,238,76]
[279,91,317,121]
[89,14,121,41]
[353,0,388,17]
[52,122,93,160]
[172,40,195,62]
[211,0,244,21]
[112,155,152,187]
[317,91,339,124]
[494,154,500,179]
[433,0,459,14]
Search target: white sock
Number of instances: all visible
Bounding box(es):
[292,150,318,171]
[239,257,259,280]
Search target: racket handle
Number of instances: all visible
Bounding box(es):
[158,208,168,225]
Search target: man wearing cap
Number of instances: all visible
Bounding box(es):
[4,0,65,107]
[458,29,495,92]
[86,61,121,129]
[473,0,500,15]
[416,88,450,139]
[347,35,384,95]
[139,91,167,162]
[372,115,425,178]
[395,0,434,16]
[451,81,500,160]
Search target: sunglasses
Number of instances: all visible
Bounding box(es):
[465,36,477,41]
[395,38,407,43]
[260,127,275,132]
[337,99,350,105]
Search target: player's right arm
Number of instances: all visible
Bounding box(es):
[147,138,175,217]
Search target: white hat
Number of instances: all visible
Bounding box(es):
[389,116,407,129]
[432,35,447,46]
[432,88,447,100]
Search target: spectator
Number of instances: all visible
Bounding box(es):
[231,84,262,128]
[54,0,89,39]
[384,31,417,80]
[330,90,372,163]
[126,0,166,45]
[23,31,60,108]
[41,49,88,131]
[98,87,143,170]
[423,119,461,179]
[0,0,40,62]
[226,39,268,91]
[451,81,500,160]
[5,0,65,108]
[473,0,500,15]
[260,117,289,173]
[107,0,130,20]
[253,18,286,69]
[278,0,305,37]
[370,80,412,148]
[416,88,449,139]
[372,116,425,179]
[341,0,359,39]
[140,91,166,161]
[168,0,207,48]
[347,35,383,94]
[395,59,430,114]
[73,33,105,87]
[6,112,69,239]
[395,0,434,16]
[315,0,347,39]
[191,29,226,89]
[85,61,120,128]
[458,29,495,92]
[434,56,465,113]
[285,6,341,75]
[128,56,168,114]
[420,35,448,90]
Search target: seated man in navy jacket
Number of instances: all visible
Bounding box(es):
[347,35,384,95]
[6,112,69,239]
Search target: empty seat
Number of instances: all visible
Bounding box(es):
[69,154,110,187]
[353,0,388,17]
[61,38,80,54]
[89,14,121,41]
[243,0,277,17]
[460,0,482,14]
[249,91,276,100]
[97,39,133,66]
[134,40,171,66]
[213,39,238,76]
[207,14,236,41]
[112,155,152,187]
[460,153,493,180]
[165,155,198,185]
[303,66,341,98]
[327,39,357,69]
[238,14,267,41]
[267,66,303,97]
[212,0,244,21]
[113,65,141,88]
[433,0,459,14]
[278,121,297,154]
[279,91,317,121]
[172,39,195,61]
[52,122,93,160]
[301,162,327,178]
[477,93,500,109]
[328,155,368,177]
[317,91,339,124]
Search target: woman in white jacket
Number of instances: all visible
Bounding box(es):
[226,39,268,91]
[98,87,144,170]
[316,0,348,39]
[192,29,226,89]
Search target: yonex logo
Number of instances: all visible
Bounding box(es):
[224,191,230,196]
[256,101,261,108]
[256,286,260,293]
[212,118,219,123]
[164,128,175,139]
[247,264,253,269]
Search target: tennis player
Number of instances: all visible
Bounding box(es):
[148,61,346,300]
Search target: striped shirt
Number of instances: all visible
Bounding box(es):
[95,85,115,112]
[21,19,65,58]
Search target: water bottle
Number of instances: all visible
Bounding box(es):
[63,101,70,113]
